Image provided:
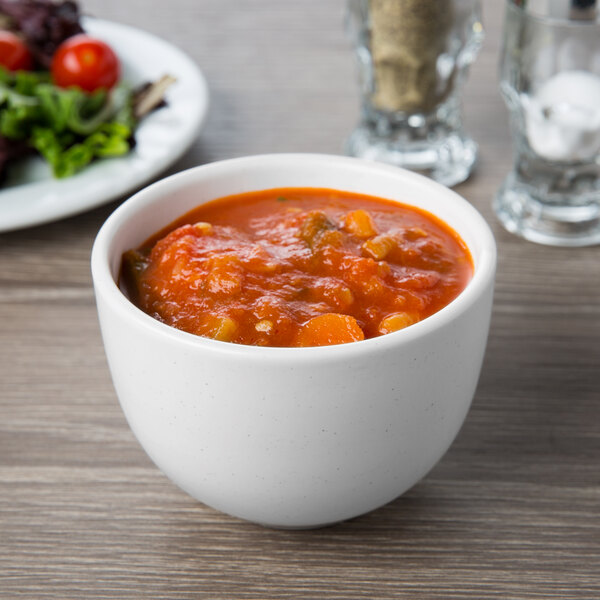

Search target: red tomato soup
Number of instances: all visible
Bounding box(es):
[120,188,473,347]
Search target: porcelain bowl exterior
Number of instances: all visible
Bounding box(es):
[91,154,496,528]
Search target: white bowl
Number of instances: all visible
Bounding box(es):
[91,154,496,528]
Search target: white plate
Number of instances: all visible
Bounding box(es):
[0,17,209,232]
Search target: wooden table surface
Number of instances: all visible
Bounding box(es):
[1,1,599,598]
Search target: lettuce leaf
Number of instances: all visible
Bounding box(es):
[31,121,132,178]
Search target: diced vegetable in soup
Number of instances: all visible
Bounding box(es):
[120,188,473,347]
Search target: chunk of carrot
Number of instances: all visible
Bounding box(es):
[202,315,239,341]
[343,209,378,238]
[378,312,418,334]
[295,313,365,347]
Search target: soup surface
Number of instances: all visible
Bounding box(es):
[121,188,473,347]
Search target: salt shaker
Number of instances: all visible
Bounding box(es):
[494,0,600,246]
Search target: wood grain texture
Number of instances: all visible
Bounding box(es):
[1,0,599,598]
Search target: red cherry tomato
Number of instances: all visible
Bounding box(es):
[0,31,33,71]
[51,34,120,93]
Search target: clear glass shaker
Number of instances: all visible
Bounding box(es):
[345,0,484,187]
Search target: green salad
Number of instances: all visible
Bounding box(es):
[0,66,135,178]
[0,0,173,183]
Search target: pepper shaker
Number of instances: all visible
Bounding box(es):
[345,0,484,187]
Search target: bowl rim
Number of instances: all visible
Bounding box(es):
[91,153,496,364]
